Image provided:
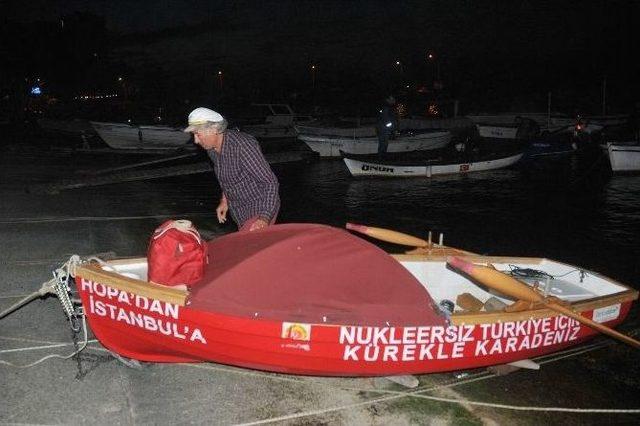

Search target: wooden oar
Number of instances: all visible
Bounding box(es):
[346,223,428,247]
[447,256,640,349]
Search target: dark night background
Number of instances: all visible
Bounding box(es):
[2,0,639,123]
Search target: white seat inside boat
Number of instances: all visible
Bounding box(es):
[105,259,149,282]
[399,258,627,311]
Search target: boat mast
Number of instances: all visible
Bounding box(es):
[602,75,607,116]
[547,91,551,130]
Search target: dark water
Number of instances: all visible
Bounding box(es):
[4,126,639,291]
[270,153,640,291]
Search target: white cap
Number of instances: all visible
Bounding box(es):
[184,107,224,132]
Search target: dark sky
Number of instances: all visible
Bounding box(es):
[5,0,211,33]
[4,1,639,114]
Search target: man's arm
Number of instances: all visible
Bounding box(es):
[216,193,228,223]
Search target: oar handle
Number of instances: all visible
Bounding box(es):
[549,302,640,349]
[346,223,429,247]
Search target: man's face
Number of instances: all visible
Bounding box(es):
[193,128,222,151]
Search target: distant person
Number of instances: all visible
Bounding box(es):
[184,107,280,232]
[376,96,398,154]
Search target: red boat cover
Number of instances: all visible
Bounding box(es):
[189,224,446,326]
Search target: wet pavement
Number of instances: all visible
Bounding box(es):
[1,126,639,425]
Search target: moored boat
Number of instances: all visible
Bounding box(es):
[468,112,577,134]
[294,118,378,139]
[605,142,640,172]
[70,223,637,376]
[239,104,313,139]
[299,129,451,157]
[522,132,576,160]
[469,112,607,136]
[342,150,523,177]
[476,123,519,139]
[37,118,95,137]
[91,121,193,151]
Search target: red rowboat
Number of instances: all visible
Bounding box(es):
[74,223,638,376]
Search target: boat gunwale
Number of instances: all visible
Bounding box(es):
[298,129,451,142]
[75,263,189,306]
[75,253,638,327]
[343,151,524,168]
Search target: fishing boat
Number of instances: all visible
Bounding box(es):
[476,123,519,139]
[470,113,607,136]
[295,118,378,139]
[37,118,95,137]
[522,132,576,160]
[299,129,451,157]
[91,121,193,151]
[604,142,640,173]
[295,117,471,141]
[342,150,523,177]
[65,223,637,376]
[239,104,313,139]
[468,113,577,134]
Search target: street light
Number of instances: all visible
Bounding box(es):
[217,70,223,91]
[117,76,128,104]
[311,64,316,89]
[427,51,440,81]
[395,60,404,79]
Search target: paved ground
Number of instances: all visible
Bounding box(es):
[1,128,639,425]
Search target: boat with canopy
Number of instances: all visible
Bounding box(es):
[63,223,637,376]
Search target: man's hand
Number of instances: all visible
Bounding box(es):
[216,196,228,223]
[249,218,268,231]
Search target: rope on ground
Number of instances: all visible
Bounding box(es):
[232,332,640,425]
[0,338,98,354]
[0,285,52,318]
[237,375,639,426]
[0,255,100,367]
[0,315,90,368]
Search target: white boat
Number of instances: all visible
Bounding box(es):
[91,121,193,151]
[295,118,377,139]
[296,117,471,140]
[606,142,640,172]
[37,118,94,136]
[343,151,523,177]
[299,130,451,157]
[476,124,519,139]
[469,113,579,135]
[475,117,539,145]
[240,104,313,139]
[469,112,609,135]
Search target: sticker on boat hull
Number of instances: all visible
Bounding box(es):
[593,304,621,323]
[282,322,311,341]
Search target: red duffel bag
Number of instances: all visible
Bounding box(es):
[147,219,209,287]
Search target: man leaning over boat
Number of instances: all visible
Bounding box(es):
[184,107,280,232]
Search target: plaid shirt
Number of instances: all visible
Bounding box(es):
[207,130,280,226]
